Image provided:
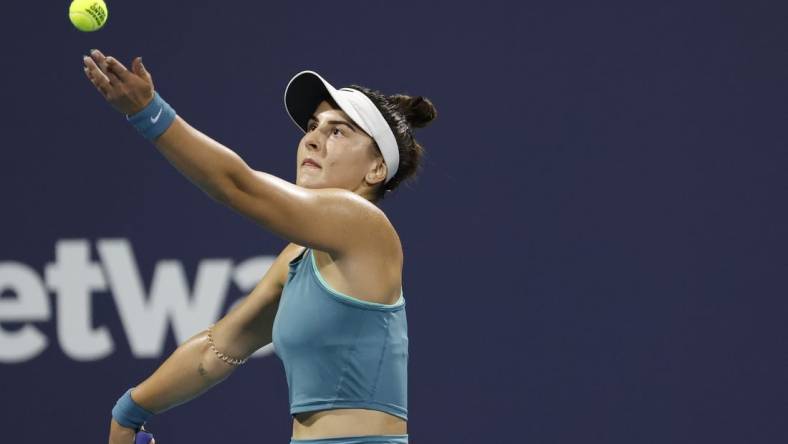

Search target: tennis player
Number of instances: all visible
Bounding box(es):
[82,49,436,444]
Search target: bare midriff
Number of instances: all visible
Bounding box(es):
[292,408,407,439]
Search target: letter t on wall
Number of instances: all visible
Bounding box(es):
[45,239,114,361]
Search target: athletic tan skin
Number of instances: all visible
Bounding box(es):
[82,50,407,443]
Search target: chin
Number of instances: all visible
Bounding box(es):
[296,176,322,189]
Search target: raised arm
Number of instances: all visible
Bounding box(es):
[82,50,392,256]
[151,116,390,255]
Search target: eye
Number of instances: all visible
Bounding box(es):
[331,127,344,136]
[307,122,317,131]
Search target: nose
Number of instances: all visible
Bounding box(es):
[303,129,322,152]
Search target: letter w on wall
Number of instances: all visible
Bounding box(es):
[98,239,231,358]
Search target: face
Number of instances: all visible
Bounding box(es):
[296,100,386,193]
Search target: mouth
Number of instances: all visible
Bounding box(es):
[301,159,321,168]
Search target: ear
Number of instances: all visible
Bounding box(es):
[365,158,387,186]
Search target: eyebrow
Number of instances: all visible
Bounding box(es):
[308,115,358,132]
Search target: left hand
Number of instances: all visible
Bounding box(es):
[82,49,155,115]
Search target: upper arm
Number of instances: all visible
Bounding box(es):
[214,242,303,357]
[221,167,394,256]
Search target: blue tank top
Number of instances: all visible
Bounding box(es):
[272,247,408,420]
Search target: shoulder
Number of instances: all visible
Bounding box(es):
[275,190,401,266]
[338,190,401,249]
[316,188,391,224]
[309,188,401,255]
[225,170,396,257]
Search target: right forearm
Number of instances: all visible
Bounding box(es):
[129,329,238,414]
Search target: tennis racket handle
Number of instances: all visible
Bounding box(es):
[135,430,154,444]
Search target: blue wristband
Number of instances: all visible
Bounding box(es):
[112,388,154,430]
[126,91,176,141]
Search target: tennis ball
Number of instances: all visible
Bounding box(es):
[69,0,108,32]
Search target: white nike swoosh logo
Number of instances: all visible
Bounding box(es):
[150,107,163,124]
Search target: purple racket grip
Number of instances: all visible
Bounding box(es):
[135,430,154,444]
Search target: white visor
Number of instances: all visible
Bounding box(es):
[284,70,400,183]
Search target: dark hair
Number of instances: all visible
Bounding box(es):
[347,85,437,202]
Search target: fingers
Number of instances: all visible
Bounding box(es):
[88,49,122,85]
[132,57,152,82]
[83,55,111,96]
[105,56,134,82]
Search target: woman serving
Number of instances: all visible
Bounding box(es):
[82,49,436,444]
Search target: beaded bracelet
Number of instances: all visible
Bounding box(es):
[207,325,248,366]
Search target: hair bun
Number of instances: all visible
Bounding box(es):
[390,94,437,129]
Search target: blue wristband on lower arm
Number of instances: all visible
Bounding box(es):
[126,91,176,141]
[112,388,154,430]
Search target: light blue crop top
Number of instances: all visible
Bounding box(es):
[272,248,409,420]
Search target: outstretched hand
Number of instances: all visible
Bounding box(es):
[83,49,155,116]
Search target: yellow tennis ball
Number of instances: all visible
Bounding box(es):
[69,0,108,32]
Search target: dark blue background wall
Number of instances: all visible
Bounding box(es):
[1,1,786,443]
